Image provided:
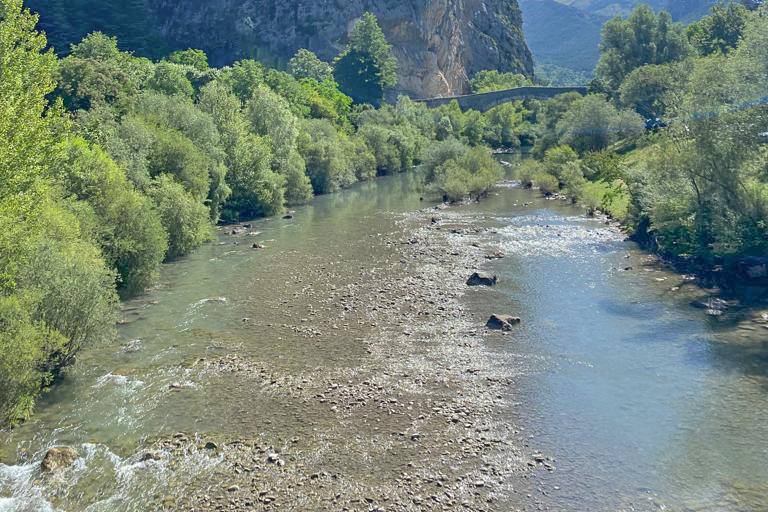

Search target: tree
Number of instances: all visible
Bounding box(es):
[333,12,397,105]
[148,175,211,259]
[55,137,168,294]
[619,60,691,117]
[688,2,750,56]
[147,61,194,97]
[168,48,209,71]
[556,94,644,153]
[0,0,59,193]
[289,49,333,82]
[218,59,265,102]
[596,5,691,91]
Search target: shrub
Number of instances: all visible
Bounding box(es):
[534,172,560,195]
[149,175,212,259]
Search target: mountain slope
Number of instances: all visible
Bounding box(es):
[27,0,533,98]
[520,0,716,77]
[557,0,716,22]
[519,0,607,74]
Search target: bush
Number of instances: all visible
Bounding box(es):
[533,172,560,195]
[516,160,544,188]
[428,143,503,201]
[56,138,168,294]
[149,175,212,259]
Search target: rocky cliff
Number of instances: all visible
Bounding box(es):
[149,0,533,97]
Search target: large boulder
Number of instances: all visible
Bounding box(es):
[467,273,497,287]
[486,314,521,331]
[41,446,78,472]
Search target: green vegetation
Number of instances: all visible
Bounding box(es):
[0,4,523,425]
[594,4,691,91]
[521,2,768,267]
[470,70,532,93]
[333,12,397,106]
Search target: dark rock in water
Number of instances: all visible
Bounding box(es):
[204,441,218,450]
[252,243,265,249]
[486,314,521,331]
[140,450,163,462]
[242,223,252,228]
[467,273,497,286]
[283,214,293,219]
[41,446,78,472]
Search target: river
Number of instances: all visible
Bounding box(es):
[1,165,767,511]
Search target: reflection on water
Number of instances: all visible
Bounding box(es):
[1,166,767,511]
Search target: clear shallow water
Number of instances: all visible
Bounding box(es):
[1,167,767,511]
[458,182,768,511]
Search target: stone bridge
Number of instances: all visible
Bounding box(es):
[416,86,588,112]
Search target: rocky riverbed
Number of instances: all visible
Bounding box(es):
[108,205,549,511]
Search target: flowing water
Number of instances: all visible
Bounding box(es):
[1,166,767,511]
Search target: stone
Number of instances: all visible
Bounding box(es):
[41,446,78,472]
[466,273,497,287]
[140,451,163,462]
[486,314,521,331]
[252,243,265,249]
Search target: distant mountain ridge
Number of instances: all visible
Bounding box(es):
[556,0,716,22]
[520,0,716,80]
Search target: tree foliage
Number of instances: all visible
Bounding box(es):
[333,12,397,105]
[596,5,691,91]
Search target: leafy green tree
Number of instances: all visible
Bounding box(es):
[55,137,168,294]
[134,92,230,218]
[470,70,532,93]
[167,48,209,71]
[58,32,152,111]
[218,59,265,102]
[298,119,358,194]
[333,12,397,105]
[619,60,692,117]
[147,61,194,97]
[556,94,644,153]
[596,5,691,91]
[482,102,530,148]
[687,2,750,56]
[0,0,59,193]
[532,92,582,157]
[247,85,299,166]
[289,48,333,82]
[148,174,211,259]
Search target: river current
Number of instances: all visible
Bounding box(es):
[1,165,766,511]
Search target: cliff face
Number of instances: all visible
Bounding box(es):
[147,0,533,98]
